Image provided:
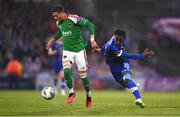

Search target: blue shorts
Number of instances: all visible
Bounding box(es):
[54,63,63,73]
[111,70,131,81]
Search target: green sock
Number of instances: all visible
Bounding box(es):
[64,68,73,89]
[81,76,90,92]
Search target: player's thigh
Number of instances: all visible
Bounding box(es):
[74,50,88,78]
[111,70,123,81]
[62,50,75,69]
[74,49,88,71]
[122,72,132,80]
[56,70,64,79]
[54,61,62,72]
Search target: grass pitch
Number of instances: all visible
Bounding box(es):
[0,90,180,116]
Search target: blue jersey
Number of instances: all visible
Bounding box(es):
[51,43,63,73]
[101,36,144,76]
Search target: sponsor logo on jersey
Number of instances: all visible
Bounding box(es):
[62,31,72,37]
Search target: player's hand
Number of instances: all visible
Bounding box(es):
[46,38,54,50]
[91,40,101,53]
[143,48,155,58]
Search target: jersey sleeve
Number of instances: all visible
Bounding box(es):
[77,17,95,35]
[54,21,62,41]
[101,44,108,55]
[54,29,62,41]
[116,50,144,59]
[68,14,95,35]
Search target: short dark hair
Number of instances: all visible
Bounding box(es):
[52,4,64,12]
[114,29,126,37]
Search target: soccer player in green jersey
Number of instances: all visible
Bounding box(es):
[46,4,100,108]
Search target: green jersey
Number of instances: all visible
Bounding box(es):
[54,14,95,52]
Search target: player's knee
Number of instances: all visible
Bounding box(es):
[123,74,132,80]
[79,70,87,78]
[63,60,72,69]
[122,73,133,88]
[123,79,129,88]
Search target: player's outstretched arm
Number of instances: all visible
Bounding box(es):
[90,35,101,53]
[116,48,154,59]
[46,38,54,50]
[118,51,144,59]
[46,30,62,50]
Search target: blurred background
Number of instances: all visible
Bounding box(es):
[0,0,180,91]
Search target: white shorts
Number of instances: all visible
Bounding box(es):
[62,49,88,71]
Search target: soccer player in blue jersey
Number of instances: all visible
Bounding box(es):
[48,39,66,95]
[101,29,154,108]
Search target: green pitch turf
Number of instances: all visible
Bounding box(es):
[0,90,180,116]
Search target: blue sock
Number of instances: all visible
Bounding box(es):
[61,78,66,90]
[123,74,141,99]
[54,79,57,86]
[127,79,141,99]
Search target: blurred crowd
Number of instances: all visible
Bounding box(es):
[0,0,53,78]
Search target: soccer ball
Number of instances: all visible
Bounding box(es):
[41,86,55,100]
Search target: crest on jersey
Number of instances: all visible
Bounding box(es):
[68,22,73,27]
